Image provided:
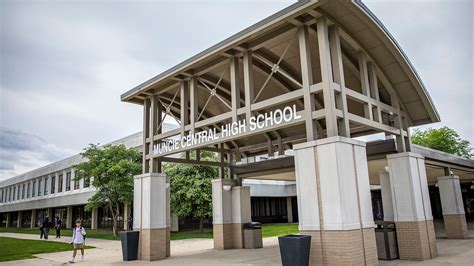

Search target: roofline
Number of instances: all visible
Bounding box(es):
[353,0,440,123]
[121,0,440,125]
[120,0,314,102]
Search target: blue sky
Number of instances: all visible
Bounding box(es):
[0,0,472,180]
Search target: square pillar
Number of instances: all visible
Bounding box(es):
[171,214,179,232]
[91,208,98,230]
[286,197,293,223]
[47,208,53,220]
[294,137,377,265]
[31,209,37,228]
[212,179,251,250]
[133,173,170,261]
[437,176,468,239]
[66,206,73,229]
[17,211,22,228]
[379,170,394,221]
[387,152,437,260]
[5,213,10,228]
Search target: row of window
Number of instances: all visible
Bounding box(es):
[0,171,91,203]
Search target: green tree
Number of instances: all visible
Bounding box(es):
[74,144,141,236]
[163,151,218,232]
[411,127,472,159]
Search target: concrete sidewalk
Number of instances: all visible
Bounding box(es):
[1,232,474,265]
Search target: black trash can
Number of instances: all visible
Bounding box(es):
[120,231,139,261]
[243,222,262,249]
[278,235,311,266]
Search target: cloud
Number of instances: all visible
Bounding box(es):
[0,0,472,180]
[0,127,76,180]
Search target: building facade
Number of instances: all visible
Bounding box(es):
[0,129,297,230]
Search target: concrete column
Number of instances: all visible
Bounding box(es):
[294,137,377,265]
[91,208,98,230]
[171,214,179,232]
[387,152,437,260]
[31,209,37,228]
[437,175,468,239]
[47,208,53,219]
[17,211,22,228]
[212,179,251,250]
[123,203,131,230]
[286,197,293,223]
[66,206,73,229]
[5,213,10,228]
[133,173,170,261]
[379,170,394,221]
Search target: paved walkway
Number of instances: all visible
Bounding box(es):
[1,229,474,265]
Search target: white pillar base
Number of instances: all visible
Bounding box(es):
[134,173,170,261]
[437,175,468,239]
[294,136,377,265]
[212,179,251,250]
[387,152,437,260]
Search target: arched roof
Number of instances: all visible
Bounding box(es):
[122,0,439,127]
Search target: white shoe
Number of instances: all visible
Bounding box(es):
[81,256,84,262]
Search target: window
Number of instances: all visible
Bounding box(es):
[66,172,71,191]
[51,175,56,194]
[22,184,25,199]
[1,189,3,203]
[17,186,20,200]
[27,183,31,198]
[44,177,48,195]
[9,187,12,201]
[74,171,80,190]
[58,174,63,192]
[38,180,42,196]
[84,177,90,188]
[32,181,36,197]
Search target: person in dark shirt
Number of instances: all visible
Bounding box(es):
[43,217,50,239]
[55,217,62,238]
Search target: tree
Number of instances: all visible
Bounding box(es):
[74,144,141,236]
[411,127,472,159]
[163,151,218,232]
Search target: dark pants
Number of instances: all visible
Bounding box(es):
[40,228,44,239]
[56,227,61,238]
[43,228,49,239]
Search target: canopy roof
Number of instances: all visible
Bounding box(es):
[121,0,439,127]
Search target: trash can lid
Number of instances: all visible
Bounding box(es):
[243,222,262,229]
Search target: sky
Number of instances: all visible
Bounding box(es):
[0,0,472,180]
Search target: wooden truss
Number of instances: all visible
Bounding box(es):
[140,12,411,177]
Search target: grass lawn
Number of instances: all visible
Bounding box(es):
[0,236,94,262]
[0,223,299,241]
[171,223,299,240]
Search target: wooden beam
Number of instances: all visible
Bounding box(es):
[230,56,240,123]
[329,26,350,137]
[358,52,373,121]
[190,76,198,134]
[298,25,317,140]
[317,18,338,137]
[243,51,254,122]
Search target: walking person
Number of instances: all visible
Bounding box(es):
[55,217,62,238]
[69,219,87,263]
[43,217,50,239]
[38,220,44,239]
